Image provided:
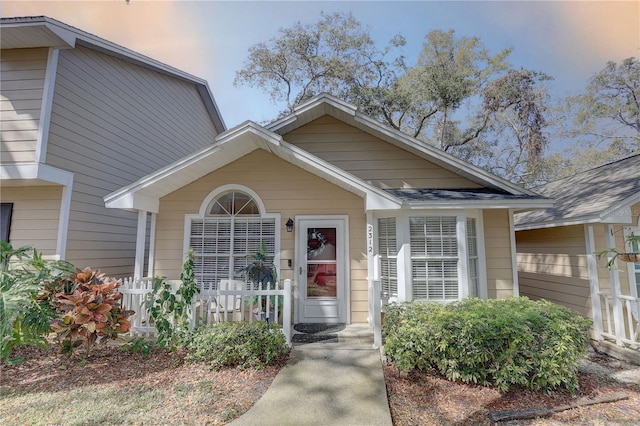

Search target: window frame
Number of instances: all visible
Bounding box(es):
[374,209,487,303]
[183,185,281,289]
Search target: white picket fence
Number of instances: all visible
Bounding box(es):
[119,277,292,345]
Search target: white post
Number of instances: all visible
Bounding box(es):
[508,209,520,297]
[283,279,292,346]
[147,213,156,277]
[584,225,603,339]
[605,224,626,345]
[134,210,147,280]
[372,278,382,349]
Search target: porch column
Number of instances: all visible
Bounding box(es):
[134,210,148,279]
[366,211,375,329]
[605,224,626,345]
[584,224,603,339]
[147,213,157,277]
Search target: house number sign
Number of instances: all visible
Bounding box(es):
[367,224,374,253]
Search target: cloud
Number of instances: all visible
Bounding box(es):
[2,0,210,77]
[553,1,639,65]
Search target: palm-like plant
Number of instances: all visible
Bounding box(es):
[0,242,73,363]
[237,241,281,318]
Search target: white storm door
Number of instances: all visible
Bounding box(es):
[296,217,348,324]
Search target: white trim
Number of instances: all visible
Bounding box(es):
[405,199,554,210]
[457,216,469,299]
[0,163,74,261]
[1,163,73,186]
[585,224,604,339]
[56,182,73,260]
[294,215,350,324]
[183,186,281,283]
[198,184,267,217]
[134,211,148,279]
[147,213,157,277]
[366,211,375,327]
[35,47,59,164]
[509,210,520,297]
[474,211,488,299]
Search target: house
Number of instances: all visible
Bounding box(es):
[0,16,226,275]
[105,93,552,325]
[515,154,640,362]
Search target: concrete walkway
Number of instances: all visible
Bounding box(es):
[229,325,393,426]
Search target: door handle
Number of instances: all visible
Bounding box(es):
[299,266,303,275]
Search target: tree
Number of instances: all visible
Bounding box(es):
[538,57,640,183]
[568,57,640,146]
[234,12,393,114]
[235,13,552,183]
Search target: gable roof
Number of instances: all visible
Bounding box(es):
[0,16,225,133]
[515,153,640,230]
[105,95,551,214]
[268,94,541,197]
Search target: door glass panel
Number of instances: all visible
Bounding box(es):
[306,227,337,298]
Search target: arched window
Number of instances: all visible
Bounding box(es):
[187,186,278,289]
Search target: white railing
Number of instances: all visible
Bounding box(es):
[598,291,639,347]
[119,278,292,345]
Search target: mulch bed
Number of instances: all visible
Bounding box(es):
[383,353,640,425]
[2,341,638,425]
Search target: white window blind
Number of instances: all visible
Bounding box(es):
[410,216,459,300]
[467,217,479,298]
[377,217,398,297]
[189,190,275,290]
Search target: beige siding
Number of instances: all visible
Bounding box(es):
[0,48,47,164]
[284,116,481,190]
[1,186,61,257]
[44,46,220,275]
[516,225,592,316]
[154,149,370,323]
[483,210,516,299]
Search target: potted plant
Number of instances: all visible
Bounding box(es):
[238,241,281,322]
[597,232,640,269]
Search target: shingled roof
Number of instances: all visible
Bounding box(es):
[515,153,640,230]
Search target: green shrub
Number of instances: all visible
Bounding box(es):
[383,297,592,393]
[0,242,74,363]
[186,321,290,370]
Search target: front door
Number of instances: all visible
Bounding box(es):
[295,217,348,324]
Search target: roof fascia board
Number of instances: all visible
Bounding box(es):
[514,215,605,232]
[405,199,554,210]
[1,163,74,186]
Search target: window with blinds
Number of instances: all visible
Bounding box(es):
[189,190,275,290]
[377,217,398,297]
[410,216,459,300]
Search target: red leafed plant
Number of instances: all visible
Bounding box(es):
[49,267,134,356]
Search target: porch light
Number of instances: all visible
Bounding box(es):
[286,218,294,232]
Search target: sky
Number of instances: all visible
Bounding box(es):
[2,0,639,130]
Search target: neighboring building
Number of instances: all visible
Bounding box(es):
[515,154,640,362]
[105,94,551,325]
[0,16,225,275]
